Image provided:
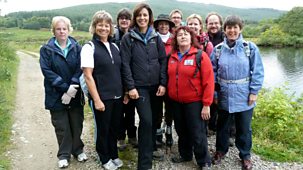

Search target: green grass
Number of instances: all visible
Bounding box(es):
[0,40,19,170]
[0,28,91,52]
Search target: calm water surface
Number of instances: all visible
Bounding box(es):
[260,47,303,96]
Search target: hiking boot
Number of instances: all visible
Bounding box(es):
[128,137,138,148]
[112,158,123,168]
[117,140,127,151]
[58,159,69,168]
[77,152,88,162]
[212,151,225,165]
[242,159,253,170]
[165,126,173,147]
[103,159,117,170]
[171,155,192,163]
[153,150,164,161]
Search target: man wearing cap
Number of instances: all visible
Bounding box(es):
[153,14,175,151]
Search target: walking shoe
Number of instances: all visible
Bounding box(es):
[200,162,211,170]
[229,137,235,147]
[118,140,127,151]
[77,152,88,162]
[242,159,253,170]
[212,151,225,165]
[171,155,192,163]
[128,137,138,148]
[112,158,123,168]
[103,159,117,170]
[153,150,164,161]
[58,159,69,168]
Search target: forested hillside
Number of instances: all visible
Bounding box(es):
[0,0,285,31]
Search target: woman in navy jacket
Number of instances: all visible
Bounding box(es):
[39,16,87,168]
[120,3,167,170]
[81,10,124,170]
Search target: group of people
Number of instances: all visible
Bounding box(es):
[39,2,264,170]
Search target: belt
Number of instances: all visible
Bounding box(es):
[217,77,250,84]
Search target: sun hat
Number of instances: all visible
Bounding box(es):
[154,14,175,29]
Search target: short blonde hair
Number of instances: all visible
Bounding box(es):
[169,9,183,19]
[186,14,203,33]
[89,10,114,36]
[51,16,73,35]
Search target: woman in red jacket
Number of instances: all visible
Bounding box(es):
[168,26,214,169]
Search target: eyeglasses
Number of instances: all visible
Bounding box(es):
[119,17,130,20]
[172,17,181,20]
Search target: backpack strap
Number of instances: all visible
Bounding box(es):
[193,49,203,78]
[243,41,251,57]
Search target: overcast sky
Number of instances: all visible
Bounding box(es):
[1,0,303,16]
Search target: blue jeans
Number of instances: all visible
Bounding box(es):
[216,108,253,160]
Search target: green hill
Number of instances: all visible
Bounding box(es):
[3,0,285,31]
[7,0,285,22]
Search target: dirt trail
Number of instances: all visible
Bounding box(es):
[9,51,57,170]
[8,51,98,170]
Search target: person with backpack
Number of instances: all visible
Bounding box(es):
[211,15,264,170]
[120,3,167,170]
[167,26,214,169]
[39,16,87,169]
[186,14,213,57]
[81,10,124,170]
[112,8,139,151]
[153,13,175,150]
[206,12,236,146]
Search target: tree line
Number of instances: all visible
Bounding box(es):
[0,5,302,46]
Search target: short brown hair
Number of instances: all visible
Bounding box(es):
[205,12,223,26]
[223,15,244,31]
[116,8,132,26]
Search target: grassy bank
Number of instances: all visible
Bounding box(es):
[253,87,303,162]
[0,28,91,52]
[0,40,19,169]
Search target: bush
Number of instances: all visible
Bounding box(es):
[253,86,303,162]
[0,40,18,169]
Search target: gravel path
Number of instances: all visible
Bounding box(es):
[8,51,303,170]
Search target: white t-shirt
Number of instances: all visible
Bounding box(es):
[80,41,115,68]
[81,43,94,68]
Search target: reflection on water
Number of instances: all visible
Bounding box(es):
[260,47,303,96]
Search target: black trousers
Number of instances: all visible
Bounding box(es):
[50,106,84,160]
[118,100,137,140]
[135,86,162,170]
[171,100,211,166]
[91,98,123,164]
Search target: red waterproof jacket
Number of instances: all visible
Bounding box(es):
[164,37,173,55]
[167,46,214,106]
